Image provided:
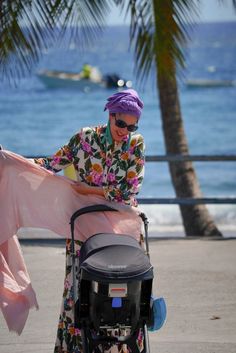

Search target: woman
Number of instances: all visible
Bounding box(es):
[33,89,145,352]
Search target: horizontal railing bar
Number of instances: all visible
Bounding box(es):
[22,155,236,205]
[25,155,236,162]
[145,155,236,162]
[137,197,236,205]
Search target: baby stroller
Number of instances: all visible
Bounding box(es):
[70,204,154,353]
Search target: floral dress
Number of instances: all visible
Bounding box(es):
[35,124,145,353]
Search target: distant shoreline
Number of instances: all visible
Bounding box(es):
[107,21,236,28]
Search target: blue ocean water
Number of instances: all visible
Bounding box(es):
[0,22,236,236]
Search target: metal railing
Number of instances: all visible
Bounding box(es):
[27,154,236,205]
[138,155,236,205]
[145,155,236,162]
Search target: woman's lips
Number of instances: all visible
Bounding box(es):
[116,130,127,138]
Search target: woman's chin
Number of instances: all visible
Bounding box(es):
[113,132,127,142]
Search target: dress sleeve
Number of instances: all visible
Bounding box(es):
[34,133,81,172]
[103,134,145,205]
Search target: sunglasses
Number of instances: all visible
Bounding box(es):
[114,116,138,132]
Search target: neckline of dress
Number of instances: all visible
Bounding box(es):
[103,122,131,152]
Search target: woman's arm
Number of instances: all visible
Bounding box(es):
[34,133,81,173]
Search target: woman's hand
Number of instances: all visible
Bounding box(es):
[71,181,104,197]
[71,181,91,194]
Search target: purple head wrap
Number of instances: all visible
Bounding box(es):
[104,89,144,119]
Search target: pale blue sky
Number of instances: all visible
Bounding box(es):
[107,0,236,25]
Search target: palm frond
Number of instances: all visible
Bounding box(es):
[116,0,200,83]
[0,0,112,82]
[0,0,56,81]
[57,0,111,50]
[218,0,236,10]
[117,0,236,84]
[115,0,155,85]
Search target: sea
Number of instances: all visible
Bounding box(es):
[0,22,235,237]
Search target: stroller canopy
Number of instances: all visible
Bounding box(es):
[79,233,153,281]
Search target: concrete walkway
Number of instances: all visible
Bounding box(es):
[0,238,236,353]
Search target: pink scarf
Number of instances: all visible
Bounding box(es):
[0,150,142,334]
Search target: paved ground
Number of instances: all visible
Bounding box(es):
[1,237,236,353]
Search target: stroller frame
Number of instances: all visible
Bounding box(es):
[69,204,153,353]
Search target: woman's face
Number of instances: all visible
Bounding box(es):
[109,113,138,142]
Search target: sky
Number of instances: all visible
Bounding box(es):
[107,0,236,25]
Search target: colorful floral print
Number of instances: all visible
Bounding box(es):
[34,125,145,206]
[54,239,84,353]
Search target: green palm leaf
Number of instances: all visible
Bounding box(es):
[116,0,236,83]
[0,0,112,81]
[116,0,199,82]
[218,0,236,7]
[1,1,55,80]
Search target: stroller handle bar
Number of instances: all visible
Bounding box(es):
[70,204,118,227]
[70,205,118,243]
[69,204,150,257]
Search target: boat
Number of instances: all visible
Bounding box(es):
[37,69,132,90]
[185,79,235,88]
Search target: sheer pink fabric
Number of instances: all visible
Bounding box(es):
[0,150,142,334]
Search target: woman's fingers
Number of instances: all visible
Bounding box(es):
[71,182,89,194]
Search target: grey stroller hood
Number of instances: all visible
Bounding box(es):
[79,233,153,282]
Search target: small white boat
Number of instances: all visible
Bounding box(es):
[185,79,235,88]
[37,70,132,90]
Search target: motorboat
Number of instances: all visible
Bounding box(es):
[185,79,235,88]
[37,69,132,90]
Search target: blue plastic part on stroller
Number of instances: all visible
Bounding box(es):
[148,297,167,332]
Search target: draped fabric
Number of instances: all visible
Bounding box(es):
[0,150,142,335]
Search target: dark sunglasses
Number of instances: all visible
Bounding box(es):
[114,116,138,132]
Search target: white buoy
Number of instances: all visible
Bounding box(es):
[126,80,132,88]
[117,79,125,87]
